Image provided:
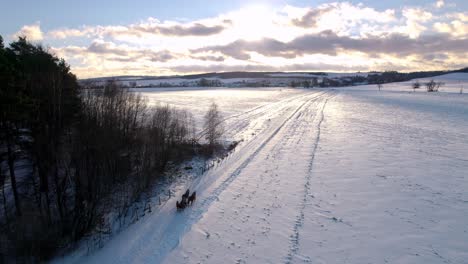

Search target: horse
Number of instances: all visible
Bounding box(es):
[182,189,190,200]
[188,191,196,205]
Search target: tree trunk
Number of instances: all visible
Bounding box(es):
[6,139,21,216]
[2,183,8,223]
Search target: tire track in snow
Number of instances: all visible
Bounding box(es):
[199,91,328,140]
[193,91,328,191]
[285,93,335,264]
[150,91,332,263]
[193,92,332,214]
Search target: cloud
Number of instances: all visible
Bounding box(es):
[90,41,176,62]
[48,28,94,39]
[143,23,225,36]
[49,19,229,40]
[447,13,468,22]
[456,12,468,22]
[290,2,396,36]
[190,55,225,62]
[423,53,449,61]
[88,41,129,56]
[13,23,43,41]
[54,40,178,63]
[400,8,433,38]
[435,0,445,8]
[434,20,468,37]
[194,30,468,60]
[168,62,371,74]
[291,7,333,27]
[193,38,298,60]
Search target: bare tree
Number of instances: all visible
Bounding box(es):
[204,102,224,151]
[426,79,443,92]
[412,81,420,92]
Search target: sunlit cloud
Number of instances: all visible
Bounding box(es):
[291,6,334,28]
[435,0,445,8]
[48,18,230,40]
[194,30,468,59]
[48,27,94,39]
[105,19,229,38]
[52,39,180,63]
[13,22,43,41]
[397,8,434,38]
[434,20,468,37]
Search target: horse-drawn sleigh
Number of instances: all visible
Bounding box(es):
[176,189,196,210]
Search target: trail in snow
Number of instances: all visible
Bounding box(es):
[285,96,332,263]
[196,91,325,141]
[145,91,327,263]
[156,91,335,263]
[163,91,336,263]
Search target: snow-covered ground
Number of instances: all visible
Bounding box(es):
[131,87,307,132]
[55,73,468,264]
[377,72,468,94]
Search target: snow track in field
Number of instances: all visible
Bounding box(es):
[142,92,328,263]
[163,91,336,263]
[285,96,333,264]
[158,91,334,263]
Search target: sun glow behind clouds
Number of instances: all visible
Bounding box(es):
[230,4,275,40]
[222,4,304,42]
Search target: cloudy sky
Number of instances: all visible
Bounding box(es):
[2,0,467,78]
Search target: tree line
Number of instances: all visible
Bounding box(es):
[0,36,223,262]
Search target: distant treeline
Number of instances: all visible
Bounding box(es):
[367,68,467,85]
[0,36,222,262]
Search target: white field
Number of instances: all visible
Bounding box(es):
[131,87,306,133]
[55,73,468,264]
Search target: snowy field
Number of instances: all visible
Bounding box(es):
[55,73,468,264]
[130,87,307,134]
[378,72,468,94]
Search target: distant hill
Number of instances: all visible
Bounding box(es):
[79,68,467,88]
[81,71,330,82]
